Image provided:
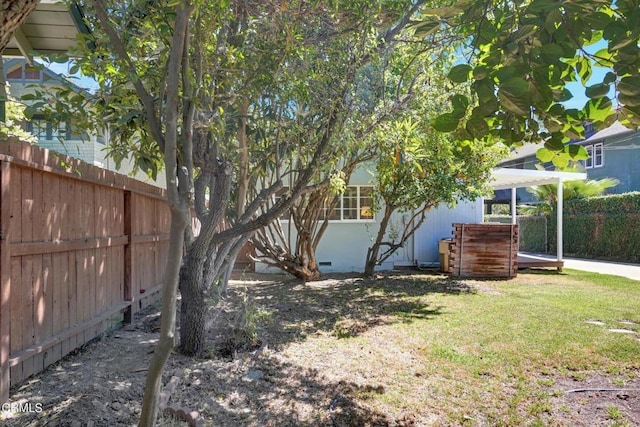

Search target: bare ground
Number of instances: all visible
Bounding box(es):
[2,271,639,426]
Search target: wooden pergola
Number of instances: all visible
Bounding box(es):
[1,0,89,121]
[489,168,587,268]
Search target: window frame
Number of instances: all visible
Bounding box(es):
[583,142,604,169]
[323,185,375,222]
[25,115,70,141]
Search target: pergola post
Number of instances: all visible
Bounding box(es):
[511,187,517,224]
[557,178,563,264]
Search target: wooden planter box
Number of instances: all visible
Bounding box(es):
[450,223,518,278]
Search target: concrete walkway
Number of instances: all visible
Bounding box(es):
[523,253,640,282]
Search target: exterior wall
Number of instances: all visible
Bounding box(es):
[498,124,640,199]
[412,200,483,266]
[255,164,484,273]
[584,132,640,194]
[37,138,167,188]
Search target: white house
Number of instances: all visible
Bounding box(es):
[255,165,484,274]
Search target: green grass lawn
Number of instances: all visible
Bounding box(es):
[275,269,640,425]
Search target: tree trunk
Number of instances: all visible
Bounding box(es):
[179,247,214,356]
[364,204,394,277]
[138,205,189,426]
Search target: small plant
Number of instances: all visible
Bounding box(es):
[606,405,623,420]
[215,291,272,358]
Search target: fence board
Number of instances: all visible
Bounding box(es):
[0,140,171,402]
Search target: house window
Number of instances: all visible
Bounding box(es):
[584,143,604,169]
[5,63,42,82]
[323,186,374,221]
[25,115,69,141]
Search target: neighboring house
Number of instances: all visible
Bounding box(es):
[256,166,483,274]
[3,58,166,188]
[572,121,639,194]
[495,121,638,206]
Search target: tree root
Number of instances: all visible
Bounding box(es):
[159,376,206,427]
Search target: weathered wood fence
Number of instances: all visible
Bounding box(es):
[0,140,170,402]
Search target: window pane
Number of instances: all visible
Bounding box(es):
[25,66,41,81]
[52,121,67,140]
[585,145,593,168]
[359,187,374,219]
[594,144,603,167]
[322,196,341,220]
[31,119,47,140]
[342,187,358,220]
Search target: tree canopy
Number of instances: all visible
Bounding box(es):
[421,0,640,168]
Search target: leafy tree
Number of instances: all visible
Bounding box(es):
[251,19,461,280]
[519,176,620,216]
[0,96,37,142]
[421,0,640,167]
[58,1,430,424]
[364,116,504,276]
[1,0,41,121]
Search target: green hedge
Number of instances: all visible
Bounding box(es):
[484,215,547,252]
[548,192,640,263]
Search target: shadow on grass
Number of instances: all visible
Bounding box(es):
[223,271,476,348]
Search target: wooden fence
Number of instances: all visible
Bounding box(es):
[450,223,518,278]
[0,140,170,402]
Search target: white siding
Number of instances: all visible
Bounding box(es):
[412,200,483,266]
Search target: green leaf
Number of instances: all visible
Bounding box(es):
[432,113,460,132]
[498,90,530,116]
[465,117,489,138]
[594,48,615,68]
[576,56,592,86]
[602,71,617,85]
[448,64,472,83]
[472,66,488,80]
[566,144,589,160]
[536,147,555,163]
[451,94,469,112]
[619,93,640,107]
[583,97,613,122]
[544,137,564,152]
[412,20,440,37]
[539,43,564,60]
[551,152,570,169]
[618,76,640,96]
[585,83,610,99]
[500,78,529,97]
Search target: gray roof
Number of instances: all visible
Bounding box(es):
[581,121,635,144]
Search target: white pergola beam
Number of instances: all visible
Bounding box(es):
[489,168,587,264]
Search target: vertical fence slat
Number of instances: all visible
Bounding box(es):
[123,191,134,322]
[0,161,11,402]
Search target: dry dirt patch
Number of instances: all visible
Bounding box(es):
[2,271,639,426]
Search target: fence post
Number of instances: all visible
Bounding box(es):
[0,160,11,402]
[123,191,135,323]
